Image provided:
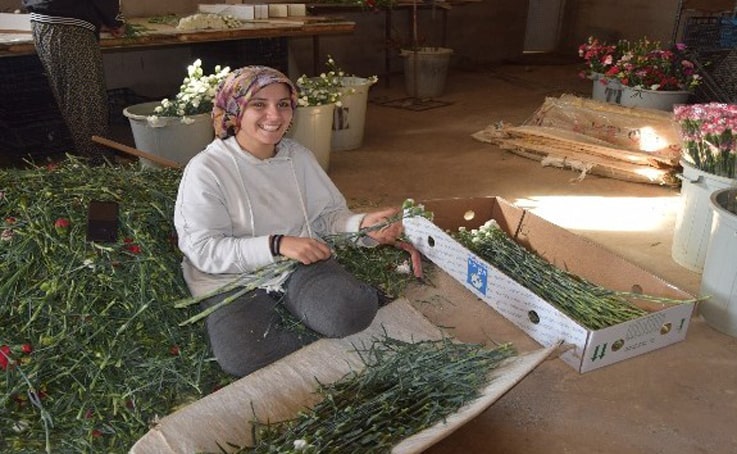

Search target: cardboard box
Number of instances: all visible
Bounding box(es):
[288,3,307,16]
[404,197,696,373]
[268,4,289,17]
[0,12,31,32]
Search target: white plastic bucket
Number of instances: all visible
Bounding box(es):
[401,47,453,99]
[331,77,375,151]
[699,188,737,337]
[286,103,335,171]
[619,86,691,111]
[672,160,737,271]
[123,101,214,169]
[590,73,622,103]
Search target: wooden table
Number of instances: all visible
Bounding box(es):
[0,16,355,73]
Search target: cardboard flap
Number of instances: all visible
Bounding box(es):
[130,298,553,453]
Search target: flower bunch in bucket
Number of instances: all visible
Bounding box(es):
[674,103,737,179]
[578,36,620,80]
[294,55,378,107]
[579,36,701,91]
[295,61,344,107]
[152,59,231,122]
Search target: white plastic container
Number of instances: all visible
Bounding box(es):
[590,73,622,104]
[699,188,737,337]
[672,160,737,271]
[123,102,213,169]
[286,103,335,171]
[331,76,376,151]
[400,47,453,99]
[619,86,691,111]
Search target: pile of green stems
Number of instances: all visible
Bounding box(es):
[334,242,421,300]
[454,226,649,330]
[240,337,516,453]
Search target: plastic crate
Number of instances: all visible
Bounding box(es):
[689,48,737,103]
[720,16,737,47]
[107,87,155,125]
[683,16,723,50]
[0,119,74,163]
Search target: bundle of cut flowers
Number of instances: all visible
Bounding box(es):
[453,220,696,330]
[175,13,242,31]
[151,58,231,122]
[240,337,516,452]
[294,55,378,108]
[0,157,230,452]
[579,36,701,92]
[0,157,427,452]
[578,36,620,80]
[674,103,737,178]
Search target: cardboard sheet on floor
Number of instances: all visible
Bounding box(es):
[130,298,555,453]
[472,94,683,186]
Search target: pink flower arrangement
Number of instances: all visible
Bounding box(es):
[579,36,701,92]
[674,103,737,178]
[578,36,618,78]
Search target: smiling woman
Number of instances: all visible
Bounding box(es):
[174,64,404,379]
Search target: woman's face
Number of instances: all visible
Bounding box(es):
[236,82,294,153]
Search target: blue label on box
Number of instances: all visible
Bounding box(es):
[467,256,488,296]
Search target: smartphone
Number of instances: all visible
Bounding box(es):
[86,200,119,243]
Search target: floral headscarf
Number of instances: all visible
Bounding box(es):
[212,66,298,139]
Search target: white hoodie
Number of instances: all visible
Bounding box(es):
[174,136,366,297]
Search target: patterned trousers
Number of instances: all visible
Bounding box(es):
[31,22,113,162]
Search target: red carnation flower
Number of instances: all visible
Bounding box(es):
[125,244,142,254]
[54,217,70,235]
[1,345,12,370]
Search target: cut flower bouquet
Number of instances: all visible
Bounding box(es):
[294,55,378,107]
[150,59,231,124]
[674,103,737,179]
[579,36,701,92]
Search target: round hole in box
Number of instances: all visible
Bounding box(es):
[463,210,476,221]
[660,323,672,335]
[612,339,625,351]
[631,284,643,294]
[427,235,435,247]
[528,310,540,324]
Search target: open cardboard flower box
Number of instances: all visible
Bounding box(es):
[403,197,696,373]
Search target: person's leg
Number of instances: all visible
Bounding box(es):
[31,22,113,163]
[284,258,378,337]
[201,288,310,377]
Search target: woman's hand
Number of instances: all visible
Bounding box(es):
[360,207,403,245]
[278,236,332,265]
[102,24,126,38]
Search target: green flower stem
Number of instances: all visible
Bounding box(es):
[453,223,695,330]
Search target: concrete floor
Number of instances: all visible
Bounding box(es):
[323,62,737,454]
